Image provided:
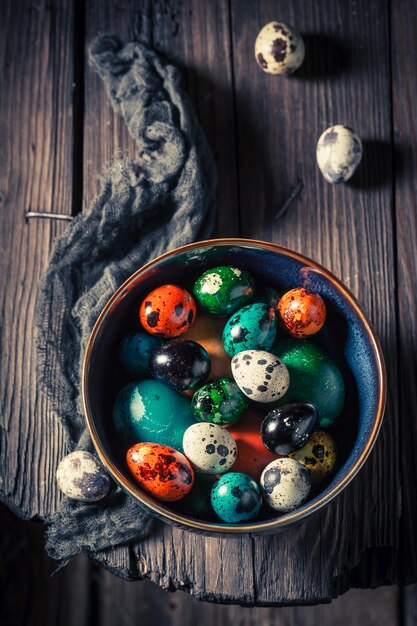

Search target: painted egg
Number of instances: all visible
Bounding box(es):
[182,422,237,474]
[231,350,290,403]
[139,284,196,337]
[193,266,255,317]
[211,472,262,523]
[182,473,217,518]
[113,380,194,451]
[185,312,232,380]
[289,430,337,486]
[118,332,163,377]
[126,442,194,501]
[256,286,281,309]
[278,287,326,338]
[56,451,110,502]
[149,339,210,391]
[222,302,277,357]
[229,408,281,481]
[317,125,363,183]
[255,22,305,75]
[260,457,311,512]
[273,339,345,427]
[260,403,318,455]
[191,377,248,426]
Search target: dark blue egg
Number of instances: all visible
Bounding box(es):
[149,339,211,391]
[211,472,262,523]
[119,332,163,376]
[260,403,318,455]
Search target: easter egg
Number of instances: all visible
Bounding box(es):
[255,22,305,75]
[272,339,345,427]
[56,451,110,502]
[126,442,194,501]
[289,430,337,486]
[260,403,318,455]
[191,378,248,426]
[231,350,290,403]
[182,473,217,518]
[139,284,196,337]
[278,288,326,338]
[149,339,211,391]
[256,286,281,308]
[183,423,237,474]
[317,125,363,184]
[119,332,163,377]
[211,472,262,523]
[229,408,281,481]
[222,302,277,357]
[260,458,311,512]
[193,266,255,316]
[185,312,232,380]
[113,380,194,451]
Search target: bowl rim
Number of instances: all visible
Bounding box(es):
[82,237,387,534]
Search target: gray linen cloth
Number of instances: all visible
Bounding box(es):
[34,35,216,561]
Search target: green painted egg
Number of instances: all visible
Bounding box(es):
[193,266,255,316]
[256,286,280,308]
[182,473,217,518]
[191,377,248,426]
[222,302,277,357]
[272,339,345,427]
[113,379,194,451]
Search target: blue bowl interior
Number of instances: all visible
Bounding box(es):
[87,243,380,528]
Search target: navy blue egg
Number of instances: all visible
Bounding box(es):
[119,332,163,376]
[222,302,277,357]
[211,472,262,523]
[260,403,318,455]
[149,339,211,391]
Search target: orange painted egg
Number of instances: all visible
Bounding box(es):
[229,408,281,481]
[126,442,194,501]
[139,285,196,337]
[278,288,326,338]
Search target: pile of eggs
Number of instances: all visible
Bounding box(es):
[108,265,345,525]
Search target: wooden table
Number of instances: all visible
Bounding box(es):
[1,0,417,607]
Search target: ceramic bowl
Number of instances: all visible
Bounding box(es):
[82,239,386,534]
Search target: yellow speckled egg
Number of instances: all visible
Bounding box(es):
[254,22,305,75]
[289,430,336,485]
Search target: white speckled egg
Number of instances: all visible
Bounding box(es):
[316,125,363,183]
[182,423,237,474]
[56,451,110,502]
[260,457,311,512]
[231,350,290,403]
[254,22,305,75]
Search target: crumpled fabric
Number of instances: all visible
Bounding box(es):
[33,35,217,561]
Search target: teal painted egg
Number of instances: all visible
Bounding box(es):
[272,339,345,427]
[118,332,163,377]
[193,266,255,316]
[182,473,217,518]
[191,378,248,426]
[222,302,277,357]
[211,472,262,523]
[113,380,194,451]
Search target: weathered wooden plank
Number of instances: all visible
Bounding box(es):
[391,0,417,582]
[231,0,399,603]
[0,0,74,517]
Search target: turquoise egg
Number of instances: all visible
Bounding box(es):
[119,332,163,377]
[222,302,277,357]
[113,379,194,451]
[211,472,262,523]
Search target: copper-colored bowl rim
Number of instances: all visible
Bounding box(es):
[82,238,387,534]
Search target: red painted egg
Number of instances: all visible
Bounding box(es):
[126,442,194,501]
[229,408,281,481]
[139,285,196,337]
[278,287,326,338]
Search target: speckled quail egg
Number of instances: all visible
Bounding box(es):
[255,21,305,75]
[56,451,110,502]
[260,457,311,512]
[289,430,337,485]
[182,422,237,474]
[316,125,363,183]
[231,350,290,403]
